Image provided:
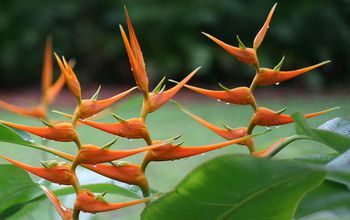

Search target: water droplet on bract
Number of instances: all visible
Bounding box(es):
[201,153,206,156]
[275,126,280,129]
[217,99,221,102]
[265,126,271,130]
[225,102,230,105]
[55,155,59,158]
[92,115,96,117]
[275,82,280,85]
[267,26,269,29]
[128,138,132,142]
[93,164,97,167]
[42,138,46,141]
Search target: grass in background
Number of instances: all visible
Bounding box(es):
[1,94,349,220]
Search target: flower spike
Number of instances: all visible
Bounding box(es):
[0,120,80,144]
[202,32,259,66]
[40,185,73,220]
[256,60,331,86]
[253,3,277,49]
[248,106,340,133]
[145,67,200,113]
[0,155,78,187]
[170,81,256,109]
[74,189,151,213]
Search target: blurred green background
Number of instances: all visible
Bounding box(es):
[0,0,349,90]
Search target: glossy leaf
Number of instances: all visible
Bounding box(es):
[296,180,350,218]
[0,165,42,215]
[141,155,325,220]
[292,113,350,153]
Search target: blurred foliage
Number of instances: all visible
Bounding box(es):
[0,0,349,89]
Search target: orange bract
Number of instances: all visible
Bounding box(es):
[41,186,73,220]
[120,8,149,96]
[256,61,330,86]
[248,107,339,133]
[74,189,150,213]
[0,155,78,186]
[142,134,256,170]
[78,87,136,119]
[54,54,82,101]
[0,120,79,144]
[202,32,259,66]
[146,67,200,113]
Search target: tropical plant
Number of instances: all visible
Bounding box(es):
[0,3,349,220]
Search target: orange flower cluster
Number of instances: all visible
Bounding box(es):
[0,4,336,220]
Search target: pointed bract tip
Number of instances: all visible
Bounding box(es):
[275,107,287,114]
[112,113,126,122]
[218,83,230,91]
[91,85,102,101]
[152,76,166,93]
[236,35,246,49]
[168,79,180,84]
[320,60,331,65]
[273,55,285,71]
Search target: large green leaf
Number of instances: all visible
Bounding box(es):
[296,180,350,218]
[141,155,326,220]
[0,165,42,216]
[292,113,350,153]
[0,123,37,147]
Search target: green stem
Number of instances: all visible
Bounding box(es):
[266,135,311,157]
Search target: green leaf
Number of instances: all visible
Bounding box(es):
[326,149,350,185]
[296,180,350,218]
[0,165,42,216]
[141,155,326,220]
[0,124,37,147]
[292,113,350,153]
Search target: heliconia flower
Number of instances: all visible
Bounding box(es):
[172,101,254,150]
[0,101,46,118]
[171,80,256,109]
[40,185,73,220]
[77,86,137,119]
[0,120,80,145]
[141,133,260,171]
[85,162,149,196]
[120,7,149,96]
[255,60,331,86]
[73,140,171,165]
[145,67,200,114]
[248,106,339,133]
[53,110,150,141]
[0,155,78,186]
[253,3,277,49]
[202,32,259,66]
[54,53,82,102]
[74,189,151,213]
